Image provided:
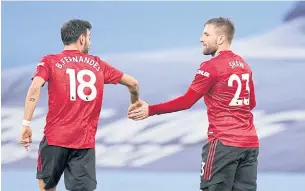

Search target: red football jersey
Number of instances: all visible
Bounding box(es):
[33,50,123,149]
[190,50,259,148]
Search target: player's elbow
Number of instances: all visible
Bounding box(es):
[119,74,139,91]
[178,98,194,111]
[28,82,42,96]
[183,103,193,110]
[127,78,139,92]
[179,88,200,111]
[26,85,41,101]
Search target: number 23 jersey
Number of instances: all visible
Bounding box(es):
[33,50,123,149]
[189,50,259,148]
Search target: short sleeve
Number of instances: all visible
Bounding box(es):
[32,56,51,82]
[101,60,124,84]
[189,61,217,96]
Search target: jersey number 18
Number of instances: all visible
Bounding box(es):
[66,68,97,101]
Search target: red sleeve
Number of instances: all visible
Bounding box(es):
[249,73,256,110]
[189,61,217,96]
[32,56,51,82]
[148,88,202,116]
[100,60,124,84]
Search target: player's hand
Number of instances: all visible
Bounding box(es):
[20,126,32,151]
[128,100,149,120]
[128,100,143,113]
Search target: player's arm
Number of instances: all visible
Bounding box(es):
[23,77,45,121]
[148,88,202,116]
[102,60,139,104]
[148,62,216,116]
[23,58,50,125]
[119,74,139,104]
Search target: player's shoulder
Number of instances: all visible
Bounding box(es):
[208,50,235,64]
[199,60,214,69]
[86,53,101,60]
[86,54,111,66]
[39,53,60,67]
[211,51,251,72]
[41,53,58,61]
[200,51,231,69]
[96,56,106,64]
[97,57,115,67]
[197,61,217,78]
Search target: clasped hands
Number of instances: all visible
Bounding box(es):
[127,100,149,121]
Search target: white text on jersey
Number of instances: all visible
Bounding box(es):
[229,61,244,69]
[56,56,100,71]
[197,70,210,77]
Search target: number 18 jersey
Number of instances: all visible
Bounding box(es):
[33,50,123,149]
[189,50,259,148]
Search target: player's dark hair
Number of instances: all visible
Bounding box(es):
[205,17,235,43]
[61,19,92,45]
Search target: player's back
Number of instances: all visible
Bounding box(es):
[41,50,107,148]
[205,50,258,148]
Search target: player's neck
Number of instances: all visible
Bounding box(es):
[64,45,81,51]
[213,45,231,57]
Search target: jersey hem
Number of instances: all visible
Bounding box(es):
[46,136,95,149]
[208,138,259,148]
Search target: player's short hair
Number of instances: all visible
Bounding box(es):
[205,17,235,43]
[61,19,92,45]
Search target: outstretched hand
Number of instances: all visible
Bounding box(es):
[128,100,149,121]
[20,126,32,151]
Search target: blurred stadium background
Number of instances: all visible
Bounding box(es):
[1,1,305,191]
